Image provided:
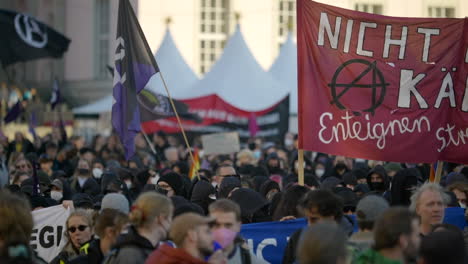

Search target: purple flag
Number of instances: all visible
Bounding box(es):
[50,78,61,110]
[112,0,160,160]
[4,101,23,123]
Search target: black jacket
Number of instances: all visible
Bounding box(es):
[282,228,303,264]
[70,177,100,197]
[103,226,155,264]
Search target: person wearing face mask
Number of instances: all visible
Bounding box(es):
[50,179,65,203]
[92,159,105,182]
[104,192,173,264]
[70,158,100,197]
[208,199,267,264]
[157,172,185,198]
[314,162,327,180]
[366,165,391,202]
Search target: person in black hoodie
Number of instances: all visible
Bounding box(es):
[390,168,421,206]
[157,172,185,198]
[366,165,391,202]
[103,192,173,264]
[70,159,100,197]
[190,180,216,214]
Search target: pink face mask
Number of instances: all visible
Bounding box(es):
[212,228,237,249]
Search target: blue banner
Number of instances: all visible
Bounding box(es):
[240,218,306,264]
[240,208,466,264]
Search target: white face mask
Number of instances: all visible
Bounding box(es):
[125,181,132,189]
[211,181,218,188]
[459,202,466,209]
[93,168,103,179]
[50,191,63,201]
[284,138,294,147]
[315,169,325,178]
[150,176,159,185]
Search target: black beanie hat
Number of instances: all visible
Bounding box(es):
[158,172,184,196]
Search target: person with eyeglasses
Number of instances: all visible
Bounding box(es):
[50,209,94,264]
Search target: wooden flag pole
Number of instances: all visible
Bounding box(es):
[158,72,200,181]
[142,130,157,155]
[298,149,305,186]
[434,160,444,184]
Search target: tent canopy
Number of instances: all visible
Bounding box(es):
[73,27,198,115]
[188,24,288,111]
[269,32,297,114]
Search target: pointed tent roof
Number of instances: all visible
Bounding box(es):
[73,27,198,114]
[147,28,199,98]
[189,24,288,111]
[269,32,297,113]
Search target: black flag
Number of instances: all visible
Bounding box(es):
[112,0,162,160]
[112,0,199,160]
[0,9,70,66]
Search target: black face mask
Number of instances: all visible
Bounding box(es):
[371,182,386,191]
[155,186,168,196]
[78,168,90,175]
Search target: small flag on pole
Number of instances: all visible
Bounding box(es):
[32,161,40,195]
[189,148,200,180]
[248,113,259,137]
[4,101,23,124]
[112,0,162,160]
[50,78,61,110]
[28,112,38,139]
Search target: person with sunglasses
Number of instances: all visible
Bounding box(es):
[50,209,94,264]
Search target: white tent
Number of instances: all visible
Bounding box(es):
[73,27,198,114]
[269,32,297,114]
[188,24,289,111]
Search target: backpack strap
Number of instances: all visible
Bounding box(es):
[239,246,252,264]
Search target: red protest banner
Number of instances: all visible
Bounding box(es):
[141,94,289,142]
[297,0,468,164]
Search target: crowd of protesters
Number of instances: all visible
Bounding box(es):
[0,128,467,264]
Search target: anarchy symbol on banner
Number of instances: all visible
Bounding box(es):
[14,14,48,48]
[328,59,389,116]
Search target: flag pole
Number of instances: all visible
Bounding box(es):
[434,160,444,184]
[141,130,157,155]
[298,149,305,186]
[158,72,200,181]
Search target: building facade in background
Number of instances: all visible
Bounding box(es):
[0,0,467,107]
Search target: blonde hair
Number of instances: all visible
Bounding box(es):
[0,190,33,245]
[66,209,94,231]
[129,192,173,228]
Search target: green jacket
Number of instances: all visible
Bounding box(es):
[353,249,402,264]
